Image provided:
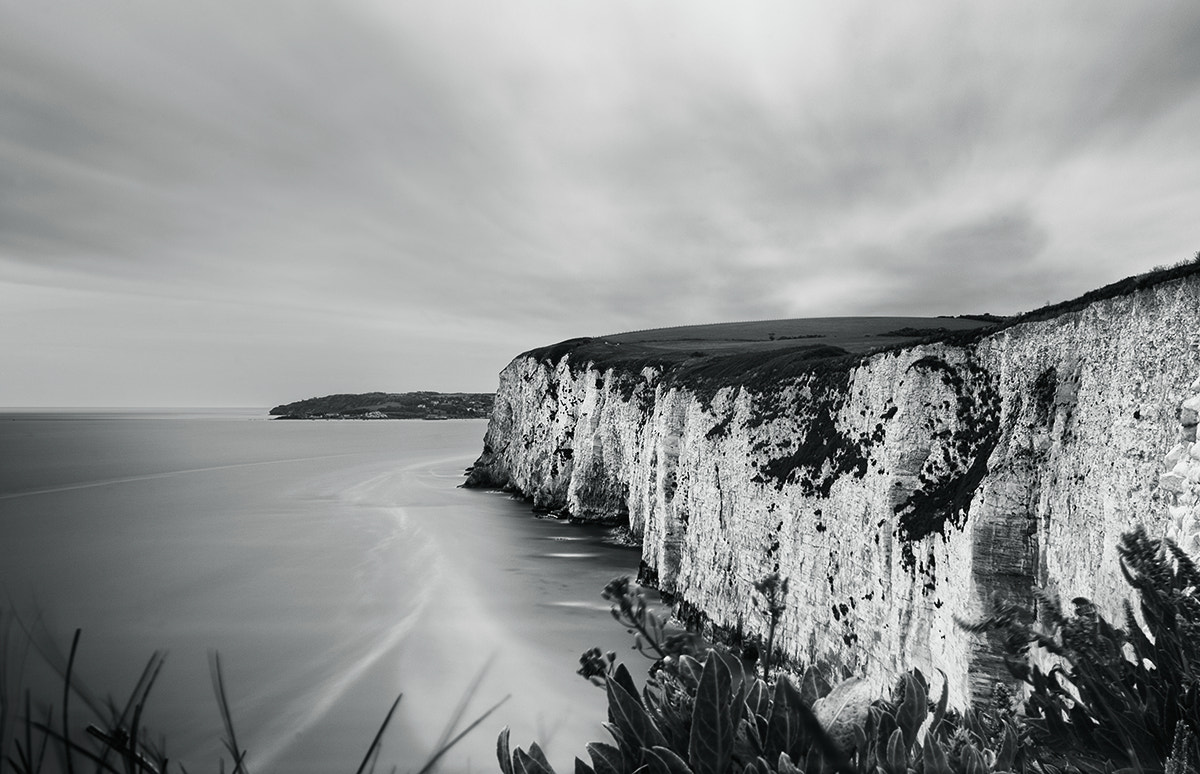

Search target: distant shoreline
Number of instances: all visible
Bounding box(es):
[269,391,493,420]
[271,414,469,421]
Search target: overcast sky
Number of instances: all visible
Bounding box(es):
[2,1,1198,406]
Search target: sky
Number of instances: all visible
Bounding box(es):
[2,1,1199,407]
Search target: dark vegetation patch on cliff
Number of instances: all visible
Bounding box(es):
[894,357,1002,559]
[893,253,1200,351]
[672,344,854,407]
[523,336,860,410]
[706,407,737,439]
[997,253,1200,327]
[526,338,853,383]
[877,326,957,338]
[749,368,878,496]
[526,336,596,367]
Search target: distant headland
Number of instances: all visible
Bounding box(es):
[269,391,493,420]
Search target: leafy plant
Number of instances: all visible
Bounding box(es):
[970,525,1200,774]
[505,577,1024,774]
[549,525,1200,774]
[752,574,789,681]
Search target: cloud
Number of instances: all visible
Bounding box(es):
[2,0,1200,403]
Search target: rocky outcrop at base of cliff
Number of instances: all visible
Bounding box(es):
[469,266,1200,707]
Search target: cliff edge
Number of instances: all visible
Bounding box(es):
[469,263,1200,706]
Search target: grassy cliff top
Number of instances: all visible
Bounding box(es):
[522,257,1200,395]
[521,317,995,395]
[605,315,996,353]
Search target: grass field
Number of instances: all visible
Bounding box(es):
[604,316,995,355]
[522,316,999,404]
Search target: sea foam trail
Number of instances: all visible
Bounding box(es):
[0,453,360,500]
[246,465,446,772]
[251,507,438,772]
[368,459,642,772]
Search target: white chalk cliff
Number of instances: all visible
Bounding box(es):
[469,269,1200,707]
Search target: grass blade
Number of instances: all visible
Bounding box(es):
[429,655,495,758]
[207,651,248,774]
[415,693,511,774]
[62,628,80,774]
[22,691,34,774]
[30,720,122,774]
[353,693,402,774]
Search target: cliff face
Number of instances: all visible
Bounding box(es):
[469,274,1200,706]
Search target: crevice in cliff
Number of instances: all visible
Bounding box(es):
[894,357,1002,560]
[966,387,1044,704]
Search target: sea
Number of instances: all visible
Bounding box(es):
[0,410,644,773]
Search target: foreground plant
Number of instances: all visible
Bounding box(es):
[525,520,1200,773]
[971,525,1200,774]
[503,578,1023,774]
[0,613,505,774]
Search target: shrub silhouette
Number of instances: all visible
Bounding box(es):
[502,578,1023,774]
[509,526,1200,774]
[968,525,1200,774]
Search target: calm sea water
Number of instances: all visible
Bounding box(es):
[0,411,643,773]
